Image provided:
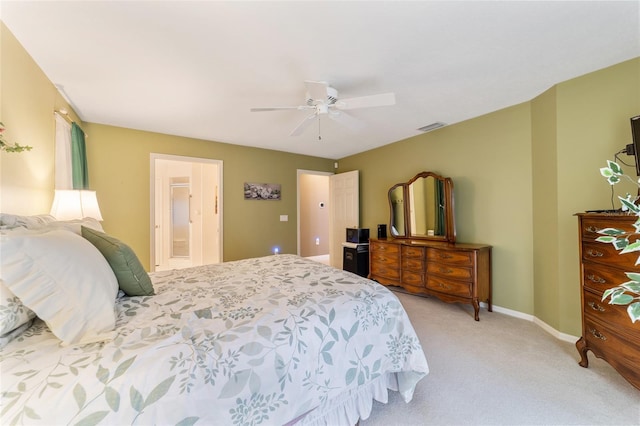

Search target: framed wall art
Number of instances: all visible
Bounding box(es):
[244,182,281,200]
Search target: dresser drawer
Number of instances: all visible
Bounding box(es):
[581,215,637,241]
[583,291,637,334]
[426,262,472,280]
[582,242,638,268]
[427,248,474,266]
[371,263,400,280]
[402,257,424,271]
[371,251,399,265]
[370,241,400,255]
[402,270,425,287]
[402,245,426,258]
[582,262,630,294]
[583,317,640,377]
[427,276,472,298]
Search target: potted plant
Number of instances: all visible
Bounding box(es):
[598,160,640,323]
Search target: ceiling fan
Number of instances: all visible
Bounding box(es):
[250,81,396,137]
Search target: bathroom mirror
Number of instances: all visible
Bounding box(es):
[170,178,191,258]
[388,171,456,242]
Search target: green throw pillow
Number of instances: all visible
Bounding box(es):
[81,226,154,296]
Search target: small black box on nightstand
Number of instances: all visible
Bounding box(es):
[346,228,369,244]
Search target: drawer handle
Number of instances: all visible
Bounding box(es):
[437,283,452,290]
[438,267,453,274]
[588,301,605,312]
[586,249,604,258]
[586,274,606,284]
[588,327,607,341]
[438,253,453,259]
[586,226,601,233]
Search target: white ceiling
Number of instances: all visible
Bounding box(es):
[2,1,639,159]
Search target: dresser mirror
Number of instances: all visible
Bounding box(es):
[388,171,456,242]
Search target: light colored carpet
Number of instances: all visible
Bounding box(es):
[361,291,640,426]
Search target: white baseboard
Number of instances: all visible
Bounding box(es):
[481,302,579,343]
[533,317,579,343]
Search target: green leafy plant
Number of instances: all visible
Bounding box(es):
[597,160,640,323]
[0,122,32,153]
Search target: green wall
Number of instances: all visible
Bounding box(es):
[0,22,79,214]
[340,58,640,336]
[531,86,560,330]
[84,123,334,268]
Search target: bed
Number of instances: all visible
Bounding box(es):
[0,216,429,425]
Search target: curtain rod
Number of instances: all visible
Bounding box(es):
[54,110,74,125]
[54,110,88,138]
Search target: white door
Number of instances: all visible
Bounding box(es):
[150,154,223,272]
[329,170,359,269]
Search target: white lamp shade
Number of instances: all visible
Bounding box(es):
[50,190,103,221]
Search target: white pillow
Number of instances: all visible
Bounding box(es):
[0,279,36,345]
[44,217,104,235]
[0,228,41,345]
[0,318,33,348]
[0,229,118,346]
[0,213,56,229]
[0,213,103,234]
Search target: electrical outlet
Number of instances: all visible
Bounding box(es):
[315,237,320,245]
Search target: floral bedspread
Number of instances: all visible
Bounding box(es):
[1,255,428,425]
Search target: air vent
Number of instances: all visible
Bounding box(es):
[417,122,447,132]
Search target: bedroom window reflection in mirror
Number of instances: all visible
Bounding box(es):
[409,176,445,238]
[389,185,405,237]
[170,177,190,258]
[388,171,455,243]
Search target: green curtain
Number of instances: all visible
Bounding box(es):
[71,122,89,189]
[435,180,445,235]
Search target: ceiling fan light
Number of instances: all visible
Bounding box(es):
[251,81,397,137]
[418,122,447,132]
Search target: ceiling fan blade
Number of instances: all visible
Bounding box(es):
[304,80,329,102]
[335,92,396,110]
[328,110,365,132]
[289,113,317,136]
[250,106,309,112]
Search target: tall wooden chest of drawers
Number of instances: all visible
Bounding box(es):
[369,238,492,321]
[576,213,640,391]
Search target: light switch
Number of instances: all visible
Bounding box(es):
[280,215,288,221]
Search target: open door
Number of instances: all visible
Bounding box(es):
[150,154,223,271]
[329,170,359,269]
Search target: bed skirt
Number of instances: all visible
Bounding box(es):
[298,370,425,425]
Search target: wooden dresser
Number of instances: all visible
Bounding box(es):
[369,238,492,321]
[576,213,640,391]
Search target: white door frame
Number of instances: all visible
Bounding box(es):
[150,153,223,271]
[297,169,333,256]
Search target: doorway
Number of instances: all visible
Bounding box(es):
[297,170,331,265]
[297,169,359,269]
[150,154,223,271]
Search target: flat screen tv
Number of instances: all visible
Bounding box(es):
[629,115,640,176]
